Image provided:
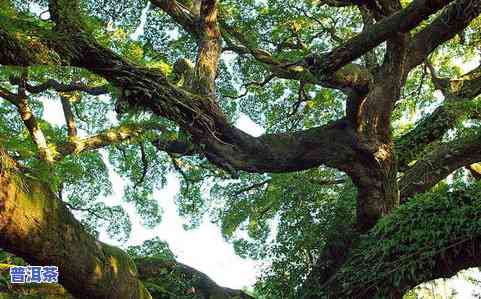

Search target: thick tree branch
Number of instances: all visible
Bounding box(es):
[399,131,481,201]
[304,0,454,77]
[193,0,221,96]
[223,0,455,94]
[149,0,199,36]
[60,96,78,138]
[222,25,372,93]
[406,0,481,71]
[151,0,222,95]
[55,123,160,160]
[345,38,407,231]
[0,83,54,162]
[396,105,460,171]
[0,4,361,174]
[0,255,252,299]
[135,257,254,299]
[396,62,481,171]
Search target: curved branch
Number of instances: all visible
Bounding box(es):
[150,0,198,36]
[0,83,54,162]
[304,0,454,77]
[203,119,358,173]
[222,24,372,93]
[406,0,481,71]
[0,6,360,174]
[136,257,254,299]
[396,62,481,171]
[55,123,159,160]
[396,105,460,171]
[399,132,481,201]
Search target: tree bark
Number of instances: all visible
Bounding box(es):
[0,255,253,299]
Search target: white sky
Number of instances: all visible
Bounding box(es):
[100,172,261,290]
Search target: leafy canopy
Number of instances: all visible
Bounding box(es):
[0,0,481,297]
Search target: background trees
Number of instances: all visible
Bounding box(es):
[1,0,481,298]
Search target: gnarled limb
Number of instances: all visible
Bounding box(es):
[0,82,55,162]
[396,61,481,171]
[345,38,407,231]
[136,257,254,299]
[54,122,160,160]
[0,2,359,174]
[303,0,454,77]
[406,0,481,71]
[0,254,253,299]
[150,0,199,36]
[222,24,373,93]
[399,131,481,201]
[193,0,221,96]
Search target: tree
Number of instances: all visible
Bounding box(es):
[0,0,481,298]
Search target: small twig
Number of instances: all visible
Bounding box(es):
[133,143,149,189]
[224,74,275,99]
[64,202,109,221]
[288,81,310,117]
